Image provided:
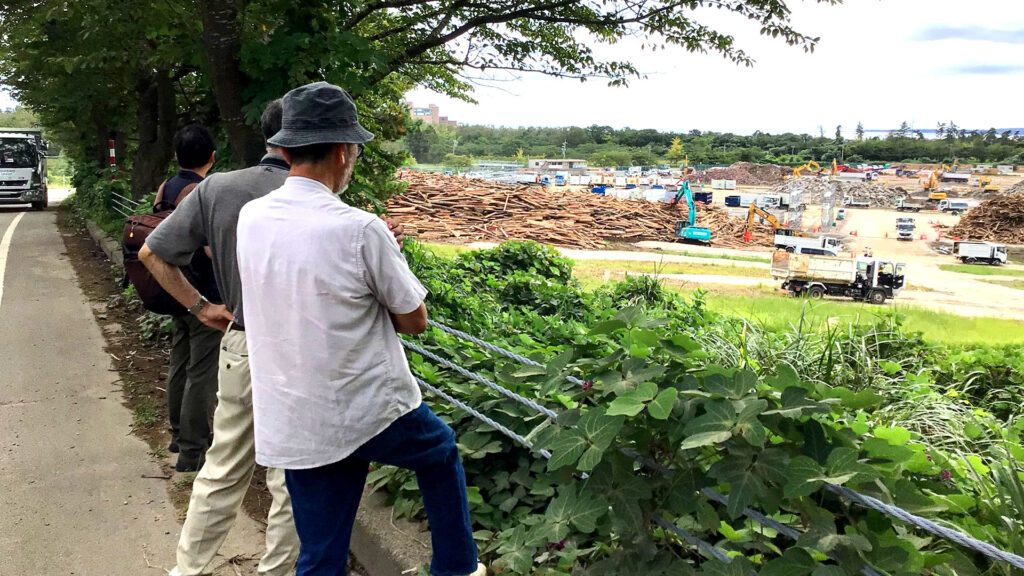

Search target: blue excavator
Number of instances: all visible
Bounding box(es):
[670,180,712,244]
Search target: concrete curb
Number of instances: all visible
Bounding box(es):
[85,219,123,267]
[81,217,433,576]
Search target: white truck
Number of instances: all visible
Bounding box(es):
[842,195,871,208]
[771,252,906,304]
[774,229,844,253]
[896,217,915,241]
[894,198,924,212]
[0,127,48,210]
[938,199,978,214]
[954,241,1007,265]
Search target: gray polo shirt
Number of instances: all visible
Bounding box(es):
[146,153,289,326]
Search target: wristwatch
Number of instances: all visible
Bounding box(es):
[188,295,209,316]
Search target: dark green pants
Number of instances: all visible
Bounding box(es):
[167,314,222,461]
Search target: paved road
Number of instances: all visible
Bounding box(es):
[0,201,268,575]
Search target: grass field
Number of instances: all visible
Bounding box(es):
[981,279,1024,291]
[643,248,770,264]
[419,242,1024,345]
[940,264,1024,277]
[700,290,1024,345]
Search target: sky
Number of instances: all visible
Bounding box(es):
[4,0,1021,135]
[405,0,1024,135]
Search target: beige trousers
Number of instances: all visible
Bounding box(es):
[173,328,299,575]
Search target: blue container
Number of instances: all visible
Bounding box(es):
[694,192,714,204]
[724,195,741,207]
[591,186,607,195]
[625,184,637,189]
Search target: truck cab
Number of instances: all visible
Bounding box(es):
[895,217,915,241]
[856,259,905,302]
[0,128,48,211]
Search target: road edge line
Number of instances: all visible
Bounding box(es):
[0,212,27,309]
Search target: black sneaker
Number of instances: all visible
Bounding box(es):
[175,454,204,473]
[168,442,179,454]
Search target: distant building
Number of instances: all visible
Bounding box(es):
[527,159,588,172]
[407,103,458,127]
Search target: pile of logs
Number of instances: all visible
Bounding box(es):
[386,172,775,249]
[949,193,1024,244]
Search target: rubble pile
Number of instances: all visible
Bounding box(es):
[767,179,910,207]
[387,171,776,249]
[949,194,1024,244]
[1002,179,1024,196]
[683,162,789,186]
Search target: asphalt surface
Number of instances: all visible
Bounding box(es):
[0,197,270,575]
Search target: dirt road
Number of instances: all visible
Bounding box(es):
[0,204,269,575]
[834,207,1024,319]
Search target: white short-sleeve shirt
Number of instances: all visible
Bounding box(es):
[236,176,427,469]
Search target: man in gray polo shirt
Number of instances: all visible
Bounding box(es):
[140,100,299,576]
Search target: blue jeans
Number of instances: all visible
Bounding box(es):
[285,403,478,576]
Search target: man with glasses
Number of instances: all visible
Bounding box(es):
[236,82,484,576]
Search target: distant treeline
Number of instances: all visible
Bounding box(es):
[399,121,1024,168]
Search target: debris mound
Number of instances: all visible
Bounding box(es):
[766,179,910,207]
[387,172,776,249]
[683,162,789,186]
[1002,179,1024,196]
[949,194,1024,244]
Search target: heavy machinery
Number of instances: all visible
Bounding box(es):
[979,178,1001,192]
[954,241,1007,265]
[771,252,905,304]
[747,204,804,235]
[0,127,48,210]
[894,198,924,212]
[896,217,915,241]
[671,180,712,243]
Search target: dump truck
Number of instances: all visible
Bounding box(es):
[894,199,924,212]
[773,229,843,253]
[938,199,978,214]
[954,241,1007,265]
[842,196,870,208]
[896,217,915,241]
[771,252,905,304]
[0,127,48,210]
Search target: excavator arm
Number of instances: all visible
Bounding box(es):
[747,203,810,237]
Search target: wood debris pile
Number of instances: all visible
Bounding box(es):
[766,180,910,207]
[949,193,1024,244]
[387,172,776,249]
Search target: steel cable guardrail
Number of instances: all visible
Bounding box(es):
[416,319,1024,573]
[109,192,141,218]
[411,374,744,569]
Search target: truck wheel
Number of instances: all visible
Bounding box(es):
[785,246,795,253]
[868,290,886,305]
[990,259,1002,266]
[807,286,826,299]
[964,257,976,264]
[30,200,46,211]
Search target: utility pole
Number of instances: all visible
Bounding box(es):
[561,140,567,158]
[452,137,458,155]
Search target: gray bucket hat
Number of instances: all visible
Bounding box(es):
[267,82,375,148]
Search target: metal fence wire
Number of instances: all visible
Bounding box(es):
[405,320,1024,573]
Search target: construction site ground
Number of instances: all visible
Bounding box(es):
[451,200,1024,322]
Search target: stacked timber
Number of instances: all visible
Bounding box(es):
[387,171,776,249]
[949,194,1024,244]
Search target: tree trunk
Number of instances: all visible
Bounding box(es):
[198,0,264,167]
[129,70,176,200]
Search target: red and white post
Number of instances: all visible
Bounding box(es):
[108,140,116,168]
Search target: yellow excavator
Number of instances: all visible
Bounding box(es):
[923,171,946,201]
[979,177,1001,192]
[747,204,810,237]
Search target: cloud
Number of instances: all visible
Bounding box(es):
[915,26,1024,44]
[949,64,1024,75]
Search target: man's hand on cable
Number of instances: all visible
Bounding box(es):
[385,217,406,246]
[197,302,234,332]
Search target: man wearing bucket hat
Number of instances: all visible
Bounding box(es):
[236,82,485,576]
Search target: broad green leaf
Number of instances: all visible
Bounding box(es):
[545,429,587,471]
[862,437,915,464]
[589,318,627,335]
[736,398,768,424]
[873,426,912,445]
[784,456,825,498]
[683,399,735,436]
[606,395,646,417]
[740,421,767,448]
[545,487,607,535]
[879,360,902,374]
[760,548,816,576]
[579,408,625,452]
[680,430,732,450]
[700,557,754,576]
[511,365,548,378]
[826,447,858,474]
[648,387,678,420]
[811,566,846,576]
